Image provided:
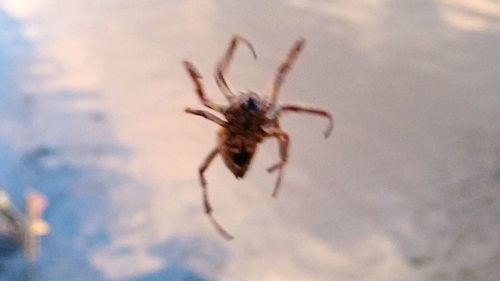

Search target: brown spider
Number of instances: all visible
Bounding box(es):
[183,35,333,240]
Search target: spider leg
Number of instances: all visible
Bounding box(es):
[199,147,234,240]
[185,108,228,128]
[215,35,257,100]
[280,104,334,137]
[268,38,306,106]
[265,128,289,198]
[183,61,225,113]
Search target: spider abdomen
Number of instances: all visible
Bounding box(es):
[218,128,260,178]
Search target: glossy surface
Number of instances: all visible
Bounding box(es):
[0,0,499,280]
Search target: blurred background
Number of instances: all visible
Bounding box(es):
[0,0,499,280]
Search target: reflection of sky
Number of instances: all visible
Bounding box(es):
[1,0,500,280]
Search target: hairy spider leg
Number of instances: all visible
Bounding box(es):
[280,104,334,137]
[269,38,306,106]
[199,147,234,240]
[185,108,228,127]
[215,35,257,100]
[265,128,289,198]
[183,61,225,113]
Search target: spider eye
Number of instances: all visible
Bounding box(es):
[242,97,260,112]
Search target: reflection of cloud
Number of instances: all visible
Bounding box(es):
[443,9,487,31]
[287,0,500,34]
[288,0,387,26]
[444,0,500,16]
[441,0,500,31]
[40,37,101,92]
[285,0,387,48]
[221,229,411,281]
[1,0,43,18]
[93,248,164,279]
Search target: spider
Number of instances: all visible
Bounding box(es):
[183,35,333,240]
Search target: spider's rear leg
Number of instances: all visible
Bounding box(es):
[268,37,306,106]
[281,104,334,137]
[199,147,234,240]
[215,35,257,100]
[183,61,225,113]
[265,128,289,198]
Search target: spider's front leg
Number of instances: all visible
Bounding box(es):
[215,35,257,100]
[198,147,234,240]
[183,61,225,113]
[280,104,334,137]
[264,128,290,198]
[268,38,306,106]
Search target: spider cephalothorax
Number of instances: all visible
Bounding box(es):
[223,91,269,132]
[184,35,333,240]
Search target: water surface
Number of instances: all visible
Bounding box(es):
[1,0,500,280]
